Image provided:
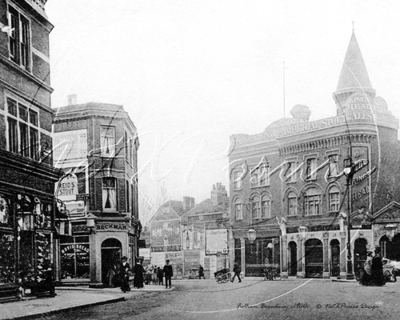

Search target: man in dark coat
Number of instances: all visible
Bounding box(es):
[120,256,131,292]
[198,265,205,279]
[371,250,386,286]
[231,262,241,283]
[132,260,145,288]
[163,260,173,289]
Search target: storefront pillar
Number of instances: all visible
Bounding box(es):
[228,229,234,270]
[296,237,305,278]
[339,232,346,278]
[281,235,288,279]
[322,233,330,278]
[240,238,245,276]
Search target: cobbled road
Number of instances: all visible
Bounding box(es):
[38,279,400,320]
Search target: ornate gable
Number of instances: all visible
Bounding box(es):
[372,201,400,224]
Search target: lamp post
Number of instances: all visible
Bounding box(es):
[247,228,256,244]
[343,158,355,280]
[385,224,397,242]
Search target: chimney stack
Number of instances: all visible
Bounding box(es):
[67,94,78,106]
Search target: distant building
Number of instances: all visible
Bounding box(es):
[0,0,61,301]
[229,32,400,278]
[149,197,195,277]
[53,98,140,287]
[181,183,230,278]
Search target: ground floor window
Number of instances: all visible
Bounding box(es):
[0,232,15,284]
[60,236,90,279]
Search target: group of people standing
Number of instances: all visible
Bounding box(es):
[360,249,386,286]
[114,257,174,292]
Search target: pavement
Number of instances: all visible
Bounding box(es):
[0,285,174,320]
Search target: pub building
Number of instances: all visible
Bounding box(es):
[228,31,400,278]
[53,98,141,287]
[0,0,62,301]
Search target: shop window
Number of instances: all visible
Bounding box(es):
[328,186,340,212]
[288,191,297,216]
[328,155,338,177]
[100,126,115,157]
[60,236,90,279]
[0,233,15,284]
[8,5,31,70]
[261,195,271,218]
[234,198,243,220]
[103,177,117,211]
[305,188,322,216]
[6,97,40,160]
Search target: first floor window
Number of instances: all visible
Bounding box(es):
[288,192,298,216]
[234,199,243,220]
[103,177,117,210]
[328,155,338,177]
[261,196,271,218]
[233,171,242,190]
[252,196,261,219]
[305,158,317,180]
[329,186,340,212]
[305,188,321,215]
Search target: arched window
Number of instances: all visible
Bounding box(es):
[287,191,297,216]
[305,187,321,216]
[251,196,261,219]
[233,171,242,190]
[328,186,340,212]
[261,194,271,218]
[234,198,243,220]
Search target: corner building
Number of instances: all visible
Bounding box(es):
[53,100,140,287]
[229,32,400,278]
[0,0,61,301]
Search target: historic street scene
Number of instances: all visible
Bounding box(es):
[1,1,400,319]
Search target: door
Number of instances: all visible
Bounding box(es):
[101,238,122,286]
[330,239,340,277]
[305,239,323,278]
[288,241,297,276]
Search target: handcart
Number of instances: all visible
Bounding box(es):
[214,268,231,284]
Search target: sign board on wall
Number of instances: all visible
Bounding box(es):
[57,173,79,201]
[139,248,151,260]
[53,129,88,164]
[65,200,85,218]
[151,252,165,267]
[206,229,228,255]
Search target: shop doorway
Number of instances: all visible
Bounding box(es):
[101,238,122,287]
[305,239,323,278]
[288,242,297,276]
[354,238,367,280]
[330,239,340,277]
[380,234,400,261]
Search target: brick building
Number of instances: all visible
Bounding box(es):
[53,98,140,287]
[0,0,61,301]
[228,32,400,278]
[181,183,230,278]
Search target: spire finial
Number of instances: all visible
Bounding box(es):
[352,21,354,33]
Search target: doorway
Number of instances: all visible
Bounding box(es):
[101,238,122,287]
[288,241,297,276]
[330,239,340,277]
[305,239,323,278]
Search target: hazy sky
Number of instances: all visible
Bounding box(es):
[46,1,400,223]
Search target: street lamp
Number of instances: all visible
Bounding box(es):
[343,158,355,280]
[385,224,397,242]
[247,228,256,244]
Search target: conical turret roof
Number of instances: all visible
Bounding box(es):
[336,32,375,94]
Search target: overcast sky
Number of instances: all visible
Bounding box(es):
[46,1,400,223]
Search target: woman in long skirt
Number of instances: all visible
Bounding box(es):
[120,256,131,292]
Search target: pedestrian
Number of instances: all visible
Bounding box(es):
[157,267,164,285]
[198,265,205,279]
[120,256,131,292]
[371,249,386,286]
[107,264,116,288]
[231,262,241,283]
[359,251,373,286]
[163,259,173,289]
[132,259,145,288]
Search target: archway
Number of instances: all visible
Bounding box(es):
[330,239,340,277]
[380,234,400,260]
[305,239,323,278]
[101,238,122,287]
[354,238,367,280]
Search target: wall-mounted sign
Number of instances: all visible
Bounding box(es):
[53,129,88,164]
[57,174,78,201]
[65,201,85,218]
[206,229,228,255]
[97,224,128,232]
